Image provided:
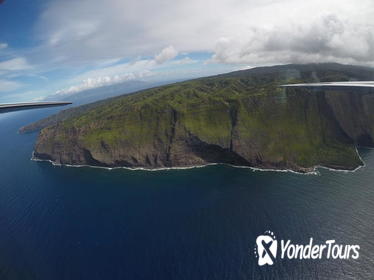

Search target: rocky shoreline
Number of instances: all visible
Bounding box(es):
[32,150,365,175]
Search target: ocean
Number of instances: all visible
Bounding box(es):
[0,109,373,279]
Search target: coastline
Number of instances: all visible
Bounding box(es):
[31,148,366,176]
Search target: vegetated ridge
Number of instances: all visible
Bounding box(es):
[23,63,374,172]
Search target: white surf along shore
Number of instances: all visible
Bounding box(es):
[31,147,367,176]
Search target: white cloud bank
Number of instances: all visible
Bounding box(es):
[54,46,178,96]
[55,71,152,96]
[37,0,374,66]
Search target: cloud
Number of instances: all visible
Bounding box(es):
[55,71,152,96]
[36,0,374,66]
[0,79,23,92]
[51,45,181,97]
[6,0,374,102]
[211,14,374,65]
[155,46,178,64]
[0,57,32,72]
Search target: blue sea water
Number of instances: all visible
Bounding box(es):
[0,109,373,280]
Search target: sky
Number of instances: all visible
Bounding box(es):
[0,0,374,102]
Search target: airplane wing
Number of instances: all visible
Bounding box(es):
[0,102,72,113]
[281,81,374,88]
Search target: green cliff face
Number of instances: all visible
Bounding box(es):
[31,63,374,172]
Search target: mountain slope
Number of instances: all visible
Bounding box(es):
[29,63,374,172]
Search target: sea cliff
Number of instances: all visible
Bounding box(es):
[24,63,374,172]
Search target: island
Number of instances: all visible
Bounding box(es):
[21,63,374,173]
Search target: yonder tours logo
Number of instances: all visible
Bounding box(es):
[254,231,360,266]
[254,231,278,266]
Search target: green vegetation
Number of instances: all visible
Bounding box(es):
[30,63,374,172]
